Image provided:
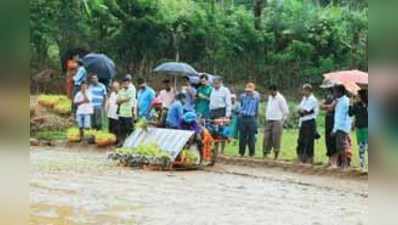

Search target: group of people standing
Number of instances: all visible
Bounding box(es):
[321,84,369,170]
[225,81,368,171]
[66,59,368,170]
[295,83,368,170]
[66,57,156,146]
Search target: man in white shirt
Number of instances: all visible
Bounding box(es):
[106,81,121,142]
[209,78,232,155]
[263,85,289,159]
[209,78,232,119]
[296,84,319,164]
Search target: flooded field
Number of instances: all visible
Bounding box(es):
[30,147,368,225]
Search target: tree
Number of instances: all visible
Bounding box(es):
[253,0,265,30]
[30,0,368,91]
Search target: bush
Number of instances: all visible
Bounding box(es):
[38,94,72,115]
[94,131,117,147]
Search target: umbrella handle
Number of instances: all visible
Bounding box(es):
[175,76,177,92]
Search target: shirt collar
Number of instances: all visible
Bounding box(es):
[337,95,347,101]
[270,92,280,99]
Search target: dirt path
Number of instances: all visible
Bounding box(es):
[30,147,368,225]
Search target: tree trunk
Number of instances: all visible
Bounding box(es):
[253,0,265,30]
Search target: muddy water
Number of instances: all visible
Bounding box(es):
[30,147,368,225]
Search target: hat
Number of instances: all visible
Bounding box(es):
[183,112,197,123]
[320,79,339,89]
[245,82,256,92]
[124,74,132,81]
[302,83,313,91]
[231,94,237,99]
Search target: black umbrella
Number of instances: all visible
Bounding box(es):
[153,62,198,76]
[83,53,116,87]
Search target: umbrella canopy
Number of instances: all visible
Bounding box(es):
[153,62,198,76]
[83,53,116,86]
[323,70,368,94]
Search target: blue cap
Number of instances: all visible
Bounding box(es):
[183,112,197,123]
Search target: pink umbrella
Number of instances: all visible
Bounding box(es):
[323,70,368,94]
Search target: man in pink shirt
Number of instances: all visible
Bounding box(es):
[158,79,176,109]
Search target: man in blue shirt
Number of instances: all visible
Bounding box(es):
[331,85,352,169]
[182,76,198,112]
[238,83,260,157]
[166,93,186,129]
[89,74,107,130]
[137,78,156,119]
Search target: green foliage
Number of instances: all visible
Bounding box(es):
[116,143,165,157]
[114,143,173,169]
[34,130,67,141]
[30,0,367,91]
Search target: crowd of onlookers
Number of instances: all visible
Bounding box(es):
[66,59,368,171]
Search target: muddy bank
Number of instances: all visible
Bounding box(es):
[30,147,367,225]
[218,155,368,181]
[31,142,368,181]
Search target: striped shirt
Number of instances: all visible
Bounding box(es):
[298,94,319,126]
[73,66,87,86]
[239,91,260,117]
[89,83,107,109]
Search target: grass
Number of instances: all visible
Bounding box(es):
[224,129,361,168]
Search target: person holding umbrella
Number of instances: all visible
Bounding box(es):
[73,59,88,95]
[182,76,198,112]
[320,80,338,166]
[330,84,353,169]
[137,78,156,120]
[195,74,213,119]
